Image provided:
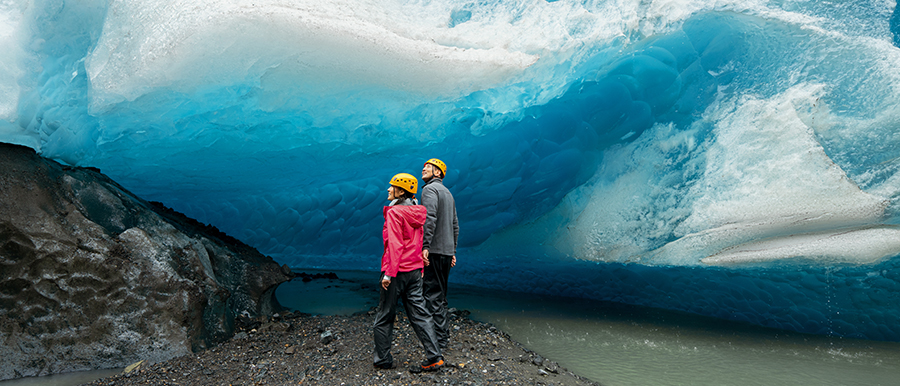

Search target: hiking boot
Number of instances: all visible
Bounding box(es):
[374,362,394,370]
[409,357,443,373]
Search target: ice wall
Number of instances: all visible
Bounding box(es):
[2,0,900,340]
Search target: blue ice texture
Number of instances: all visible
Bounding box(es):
[2,0,900,341]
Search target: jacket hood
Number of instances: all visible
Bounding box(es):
[383,205,427,228]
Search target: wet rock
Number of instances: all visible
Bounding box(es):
[297,272,339,282]
[0,143,291,381]
[545,361,560,374]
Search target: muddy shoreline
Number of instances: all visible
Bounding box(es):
[82,308,601,386]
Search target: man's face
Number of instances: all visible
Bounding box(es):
[422,163,435,181]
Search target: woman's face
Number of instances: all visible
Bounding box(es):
[386,185,398,201]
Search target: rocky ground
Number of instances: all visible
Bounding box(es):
[82,308,601,386]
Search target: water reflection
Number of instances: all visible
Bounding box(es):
[0,369,120,386]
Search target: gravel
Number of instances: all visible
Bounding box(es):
[82,309,602,386]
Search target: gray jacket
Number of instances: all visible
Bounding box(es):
[421,178,458,255]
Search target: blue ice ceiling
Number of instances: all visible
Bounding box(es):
[2,0,900,340]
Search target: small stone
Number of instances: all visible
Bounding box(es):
[123,360,144,374]
[320,330,334,345]
[532,355,544,366]
[545,361,560,374]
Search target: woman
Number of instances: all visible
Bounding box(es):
[372,173,444,373]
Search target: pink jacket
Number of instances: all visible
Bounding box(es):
[381,204,427,277]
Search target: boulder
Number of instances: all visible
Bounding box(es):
[0,143,292,380]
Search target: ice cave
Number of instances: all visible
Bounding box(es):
[2,0,900,342]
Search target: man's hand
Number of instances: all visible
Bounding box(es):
[422,249,430,266]
[451,255,456,268]
[381,277,391,291]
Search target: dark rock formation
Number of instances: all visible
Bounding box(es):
[0,143,292,380]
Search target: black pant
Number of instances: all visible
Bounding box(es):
[423,254,452,349]
[373,269,441,367]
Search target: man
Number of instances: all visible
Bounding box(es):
[420,158,459,351]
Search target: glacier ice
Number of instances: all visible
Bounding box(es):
[2,0,900,340]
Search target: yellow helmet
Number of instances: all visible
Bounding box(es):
[424,158,447,177]
[390,173,418,194]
